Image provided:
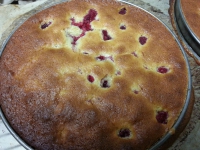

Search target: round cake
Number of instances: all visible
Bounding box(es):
[169,0,200,61]
[0,0,191,149]
[179,0,200,39]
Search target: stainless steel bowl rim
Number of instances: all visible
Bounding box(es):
[0,0,192,150]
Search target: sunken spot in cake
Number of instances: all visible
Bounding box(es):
[78,68,83,74]
[143,65,148,70]
[85,99,94,105]
[119,7,127,15]
[96,55,106,61]
[156,110,168,124]
[133,88,140,94]
[96,55,114,62]
[157,66,169,74]
[132,84,141,94]
[109,56,114,62]
[102,30,112,41]
[87,75,95,83]
[118,128,131,138]
[120,25,126,30]
[115,70,121,76]
[41,21,52,29]
[139,36,147,45]
[83,52,89,55]
[100,75,111,88]
[132,51,138,57]
[133,90,139,94]
[101,80,109,88]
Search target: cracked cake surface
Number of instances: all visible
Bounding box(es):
[0,0,189,149]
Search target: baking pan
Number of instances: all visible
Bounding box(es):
[174,0,200,60]
[0,0,192,149]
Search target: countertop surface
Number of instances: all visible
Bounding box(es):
[0,0,199,150]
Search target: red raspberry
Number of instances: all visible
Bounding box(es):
[102,30,112,41]
[157,66,169,74]
[156,111,168,124]
[88,75,95,83]
[119,8,127,15]
[139,36,147,45]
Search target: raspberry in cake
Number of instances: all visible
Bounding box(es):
[102,30,112,41]
[41,21,52,29]
[156,111,168,124]
[69,9,97,45]
[88,75,95,83]
[120,25,126,30]
[157,66,169,74]
[139,36,147,45]
[119,7,127,15]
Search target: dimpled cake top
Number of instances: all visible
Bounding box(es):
[180,0,200,39]
[0,0,188,149]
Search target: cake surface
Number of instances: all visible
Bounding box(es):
[180,0,200,39]
[0,0,189,149]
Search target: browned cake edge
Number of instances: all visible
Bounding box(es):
[158,88,195,150]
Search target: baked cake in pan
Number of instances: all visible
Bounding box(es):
[179,0,200,39]
[0,0,191,149]
[169,0,200,60]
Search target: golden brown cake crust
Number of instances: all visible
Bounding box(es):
[0,0,189,149]
[180,0,200,39]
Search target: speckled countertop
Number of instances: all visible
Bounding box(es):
[0,0,199,150]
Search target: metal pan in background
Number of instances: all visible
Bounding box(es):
[174,0,200,61]
[0,0,192,149]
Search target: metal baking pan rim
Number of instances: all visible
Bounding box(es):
[0,0,192,150]
[174,0,200,58]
